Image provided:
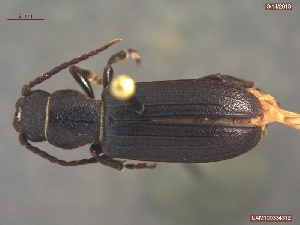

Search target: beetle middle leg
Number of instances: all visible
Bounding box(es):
[68,48,141,99]
[103,49,141,88]
[90,143,156,171]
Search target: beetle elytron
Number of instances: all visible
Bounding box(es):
[13,39,300,171]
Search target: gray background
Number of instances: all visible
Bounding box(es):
[1,1,300,225]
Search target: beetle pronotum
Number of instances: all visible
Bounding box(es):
[13,39,300,171]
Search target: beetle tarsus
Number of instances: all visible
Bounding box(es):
[124,162,157,170]
[107,49,141,66]
[89,144,156,171]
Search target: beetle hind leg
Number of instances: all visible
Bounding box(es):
[90,144,156,171]
[124,162,157,170]
[199,74,256,88]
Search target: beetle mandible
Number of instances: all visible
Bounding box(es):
[13,39,300,171]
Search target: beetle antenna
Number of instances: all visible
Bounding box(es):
[22,39,122,96]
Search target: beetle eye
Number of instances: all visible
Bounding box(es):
[14,109,18,117]
[13,107,22,133]
[15,108,21,121]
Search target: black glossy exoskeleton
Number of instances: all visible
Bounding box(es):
[13,39,300,171]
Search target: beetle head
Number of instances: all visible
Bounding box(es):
[13,90,51,142]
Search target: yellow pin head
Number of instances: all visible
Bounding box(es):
[109,74,136,100]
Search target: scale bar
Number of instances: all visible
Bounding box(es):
[7,19,44,20]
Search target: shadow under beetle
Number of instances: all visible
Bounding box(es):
[13,39,300,171]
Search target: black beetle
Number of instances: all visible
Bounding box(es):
[13,39,300,171]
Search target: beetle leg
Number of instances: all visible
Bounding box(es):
[102,49,145,114]
[124,162,157,170]
[90,143,126,171]
[103,49,141,88]
[200,75,281,111]
[90,143,156,171]
[222,75,256,88]
[109,75,145,114]
[19,134,98,166]
[69,65,95,99]
[70,65,104,88]
[21,39,121,96]
[106,49,141,66]
[199,74,256,88]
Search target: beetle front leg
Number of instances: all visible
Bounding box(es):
[70,65,104,88]
[19,134,98,166]
[69,65,96,99]
[103,49,141,88]
[21,39,121,96]
[90,143,156,171]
